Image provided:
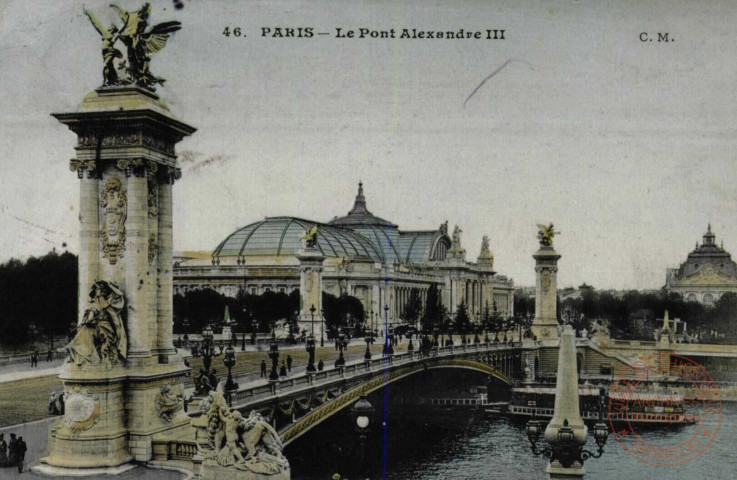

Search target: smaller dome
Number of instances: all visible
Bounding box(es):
[329,182,393,227]
[213,217,381,262]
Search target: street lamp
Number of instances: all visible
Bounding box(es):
[364,330,373,361]
[268,326,279,381]
[201,324,215,375]
[223,342,238,393]
[351,395,375,476]
[336,329,346,368]
[320,308,325,347]
[383,305,390,356]
[306,304,317,373]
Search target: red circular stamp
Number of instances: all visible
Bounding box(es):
[607,353,722,467]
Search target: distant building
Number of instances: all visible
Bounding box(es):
[665,225,737,305]
[173,183,514,327]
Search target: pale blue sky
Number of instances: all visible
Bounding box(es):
[1,0,736,289]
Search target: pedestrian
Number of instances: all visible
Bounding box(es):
[286,354,292,372]
[30,350,37,368]
[260,359,267,378]
[8,433,17,468]
[16,436,26,473]
[0,433,7,467]
[47,348,53,362]
[318,359,324,371]
[279,361,287,377]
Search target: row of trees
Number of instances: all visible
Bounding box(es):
[0,249,78,345]
[172,289,366,338]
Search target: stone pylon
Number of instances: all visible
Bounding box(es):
[297,243,325,338]
[531,245,561,341]
[35,87,195,475]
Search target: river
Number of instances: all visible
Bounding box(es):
[288,393,737,479]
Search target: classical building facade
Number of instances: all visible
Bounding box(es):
[173,183,514,329]
[665,225,737,305]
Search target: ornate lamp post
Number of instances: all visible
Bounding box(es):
[320,308,325,347]
[387,325,395,355]
[223,342,238,393]
[336,329,347,367]
[364,330,373,361]
[525,326,608,478]
[351,395,375,476]
[201,324,215,375]
[306,304,317,373]
[268,326,279,381]
[407,331,414,352]
[251,315,258,345]
[383,305,390,356]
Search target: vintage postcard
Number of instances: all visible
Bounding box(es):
[0,1,736,479]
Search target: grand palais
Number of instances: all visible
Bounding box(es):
[173,182,515,328]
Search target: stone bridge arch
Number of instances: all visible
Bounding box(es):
[279,359,511,446]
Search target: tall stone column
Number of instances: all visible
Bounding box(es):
[531,245,561,341]
[78,171,100,324]
[124,170,151,361]
[155,176,177,361]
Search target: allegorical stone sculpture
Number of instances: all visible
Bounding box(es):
[478,235,494,268]
[84,3,182,90]
[197,393,290,477]
[64,280,127,365]
[537,222,560,247]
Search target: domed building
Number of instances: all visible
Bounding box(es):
[173,183,514,329]
[665,225,737,305]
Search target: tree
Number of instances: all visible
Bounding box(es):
[454,302,471,341]
[400,288,422,327]
[321,292,365,338]
[421,284,442,333]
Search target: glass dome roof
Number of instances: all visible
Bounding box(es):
[212,217,382,262]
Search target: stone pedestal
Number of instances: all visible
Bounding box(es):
[35,87,195,475]
[297,246,325,337]
[531,246,561,341]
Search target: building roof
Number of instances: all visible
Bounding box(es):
[328,182,393,227]
[211,183,453,265]
[212,217,382,262]
[674,225,737,279]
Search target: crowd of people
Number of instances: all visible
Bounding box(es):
[0,432,28,473]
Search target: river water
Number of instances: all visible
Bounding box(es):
[288,388,737,479]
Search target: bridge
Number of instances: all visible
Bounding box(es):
[225,342,516,446]
[149,335,737,467]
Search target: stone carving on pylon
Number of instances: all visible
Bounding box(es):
[100,177,127,265]
[478,235,494,268]
[64,280,127,366]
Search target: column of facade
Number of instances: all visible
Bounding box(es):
[155,174,176,360]
[78,170,100,324]
[124,169,151,360]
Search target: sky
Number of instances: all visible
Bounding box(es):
[0,0,736,289]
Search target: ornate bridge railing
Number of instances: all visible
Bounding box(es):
[222,341,521,445]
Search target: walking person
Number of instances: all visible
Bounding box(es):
[317,358,324,371]
[30,350,38,368]
[16,437,26,473]
[260,359,267,378]
[286,354,293,372]
[279,360,287,377]
[0,433,7,467]
[8,433,17,468]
